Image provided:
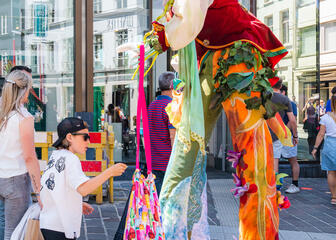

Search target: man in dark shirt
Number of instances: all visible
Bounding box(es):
[280,85,300,194]
[148,71,176,195]
[271,78,300,193]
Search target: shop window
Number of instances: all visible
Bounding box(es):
[281,10,289,44]
[322,21,336,52]
[265,15,273,31]
[299,26,316,56]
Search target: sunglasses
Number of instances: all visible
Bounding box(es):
[72,133,90,141]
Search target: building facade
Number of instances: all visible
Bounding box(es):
[1,0,335,170]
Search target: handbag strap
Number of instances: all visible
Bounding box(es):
[136,44,152,172]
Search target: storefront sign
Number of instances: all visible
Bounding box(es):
[34,4,48,37]
[107,16,133,31]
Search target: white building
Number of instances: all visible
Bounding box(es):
[320,0,336,99]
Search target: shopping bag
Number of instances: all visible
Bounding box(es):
[11,203,41,240]
[24,219,44,240]
[123,44,165,240]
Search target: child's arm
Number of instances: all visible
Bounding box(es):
[77,163,127,196]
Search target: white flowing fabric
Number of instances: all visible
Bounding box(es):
[165,0,214,50]
[10,203,41,240]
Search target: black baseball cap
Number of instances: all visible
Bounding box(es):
[52,117,88,148]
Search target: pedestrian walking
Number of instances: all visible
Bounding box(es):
[312,96,336,205]
[113,72,176,240]
[39,117,127,239]
[279,85,301,193]
[325,86,336,113]
[271,79,300,193]
[0,70,42,240]
[148,71,176,194]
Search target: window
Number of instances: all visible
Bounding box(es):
[281,10,289,44]
[116,29,128,46]
[265,15,273,31]
[46,42,55,72]
[94,34,103,69]
[299,26,316,56]
[1,16,3,35]
[64,38,74,72]
[31,45,38,73]
[116,30,128,67]
[116,0,127,9]
[300,0,314,6]
[94,0,102,14]
[322,22,336,52]
[1,16,7,35]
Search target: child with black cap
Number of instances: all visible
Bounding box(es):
[39,117,127,240]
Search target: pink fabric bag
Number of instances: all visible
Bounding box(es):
[123,44,165,240]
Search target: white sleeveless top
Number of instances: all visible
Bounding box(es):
[0,106,33,178]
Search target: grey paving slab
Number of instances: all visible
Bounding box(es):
[207,179,239,228]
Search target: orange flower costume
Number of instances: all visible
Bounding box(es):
[144,0,292,239]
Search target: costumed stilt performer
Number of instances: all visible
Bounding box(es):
[122,0,293,239]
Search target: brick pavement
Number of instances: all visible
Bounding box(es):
[79,174,336,240]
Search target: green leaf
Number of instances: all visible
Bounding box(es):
[256,78,273,92]
[253,57,258,71]
[234,41,242,48]
[227,72,254,90]
[257,51,262,68]
[244,97,262,110]
[234,54,243,62]
[258,68,266,75]
[263,100,288,119]
[229,48,237,57]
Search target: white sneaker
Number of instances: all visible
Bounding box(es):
[285,184,300,194]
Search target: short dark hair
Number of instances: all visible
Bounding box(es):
[280,84,288,96]
[10,65,32,74]
[332,86,336,95]
[272,79,283,90]
[0,77,5,97]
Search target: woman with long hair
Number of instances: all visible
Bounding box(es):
[312,96,336,205]
[0,70,42,239]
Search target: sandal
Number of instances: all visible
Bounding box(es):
[331,197,336,205]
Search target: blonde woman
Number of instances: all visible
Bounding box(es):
[312,96,336,205]
[0,70,42,240]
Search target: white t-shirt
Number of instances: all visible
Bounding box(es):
[40,149,89,238]
[0,106,32,178]
[320,113,336,137]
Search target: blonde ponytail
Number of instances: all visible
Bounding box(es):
[0,70,32,129]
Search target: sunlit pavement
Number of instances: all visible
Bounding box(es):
[78,170,335,240]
